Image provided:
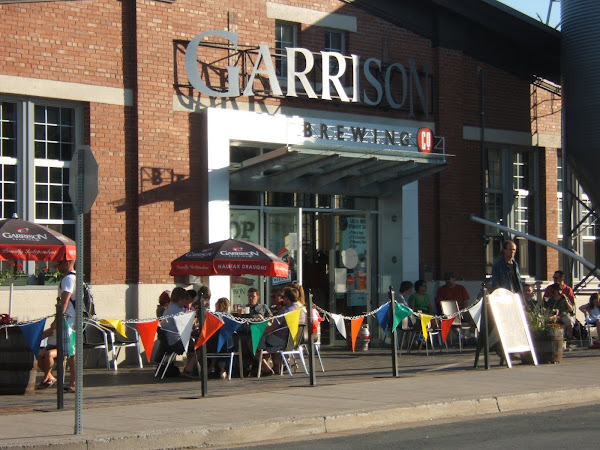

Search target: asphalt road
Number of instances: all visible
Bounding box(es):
[233,404,599,449]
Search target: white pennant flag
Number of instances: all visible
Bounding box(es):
[173,311,196,352]
[468,299,483,332]
[331,313,346,339]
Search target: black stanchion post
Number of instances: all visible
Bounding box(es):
[55,298,64,409]
[307,290,316,386]
[199,298,208,396]
[483,286,490,370]
[474,284,491,370]
[389,286,399,377]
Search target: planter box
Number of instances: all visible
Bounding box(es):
[0,277,29,286]
[523,327,564,364]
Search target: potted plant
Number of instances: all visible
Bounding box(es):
[37,266,63,285]
[0,263,29,286]
[524,301,564,364]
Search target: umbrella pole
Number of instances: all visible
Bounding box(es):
[8,264,14,318]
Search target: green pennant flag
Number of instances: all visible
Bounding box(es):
[393,303,412,331]
[250,320,270,355]
[64,318,76,357]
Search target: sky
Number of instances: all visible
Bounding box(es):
[497,0,561,28]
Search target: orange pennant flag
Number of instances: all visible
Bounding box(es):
[350,317,364,352]
[440,317,456,344]
[420,314,433,341]
[136,320,159,363]
[195,312,224,349]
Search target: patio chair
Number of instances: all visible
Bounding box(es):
[258,325,308,377]
[439,300,473,352]
[107,323,144,371]
[200,331,244,380]
[154,327,183,379]
[82,320,112,370]
[300,325,325,372]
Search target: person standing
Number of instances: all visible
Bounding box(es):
[490,240,523,296]
[37,258,77,392]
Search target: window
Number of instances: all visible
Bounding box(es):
[275,21,295,78]
[484,147,537,276]
[0,97,80,276]
[324,30,345,79]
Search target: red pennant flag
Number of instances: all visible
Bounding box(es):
[350,317,364,352]
[440,317,456,344]
[136,320,159,363]
[195,312,224,349]
[311,307,323,336]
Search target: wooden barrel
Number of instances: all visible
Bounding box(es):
[533,328,564,364]
[0,327,37,395]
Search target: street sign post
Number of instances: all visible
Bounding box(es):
[69,145,98,434]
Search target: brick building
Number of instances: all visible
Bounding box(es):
[0,0,565,347]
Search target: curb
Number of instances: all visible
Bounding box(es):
[2,386,599,449]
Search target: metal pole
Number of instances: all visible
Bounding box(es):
[55,298,64,410]
[389,286,399,377]
[307,290,316,386]
[74,149,84,434]
[199,298,208,397]
[483,287,490,370]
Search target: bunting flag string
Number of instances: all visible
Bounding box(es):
[194,312,224,349]
[135,320,159,362]
[350,317,364,352]
[1,298,486,352]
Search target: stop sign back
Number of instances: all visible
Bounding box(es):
[417,128,434,153]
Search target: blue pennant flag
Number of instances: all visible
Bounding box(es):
[375,303,390,335]
[18,319,47,358]
[217,316,242,352]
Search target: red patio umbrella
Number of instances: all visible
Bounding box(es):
[0,215,76,316]
[169,238,288,278]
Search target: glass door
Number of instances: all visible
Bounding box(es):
[329,212,371,345]
[265,208,302,307]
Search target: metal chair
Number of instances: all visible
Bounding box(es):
[201,332,244,380]
[439,300,473,352]
[258,325,308,377]
[301,325,325,372]
[82,320,112,370]
[106,323,144,370]
[154,327,183,379]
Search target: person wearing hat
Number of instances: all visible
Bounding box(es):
[435,272,470,312]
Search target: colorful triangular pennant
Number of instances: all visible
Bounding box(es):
[18,318,46,358]
[440,317,456,344]
[350,317,364,352]
[375,303,390,334]
[284,308,301,344]
[136,320,159,362]
[195,312,224,349]
[331,314,346,339]
[420,314,433,341]
[217,316,242,352]
[99,319,127,338]
[251,320,269,355]
[174,311,196,352]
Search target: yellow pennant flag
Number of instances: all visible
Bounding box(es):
[420,314,433,341]
[284,308,302,344]
[99,319,127,338]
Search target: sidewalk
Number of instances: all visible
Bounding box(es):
[2,345,600,449]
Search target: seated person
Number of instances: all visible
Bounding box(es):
[156,289,171,317]
[269,287,284,314]
[207,297,231,379]
[161,287,197,376]
[257,286,306,375]
[246,287,272,319]
[544,283,575,342]
[408,280,431,313]
[580,293,600,348]
[522,283,537,313]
